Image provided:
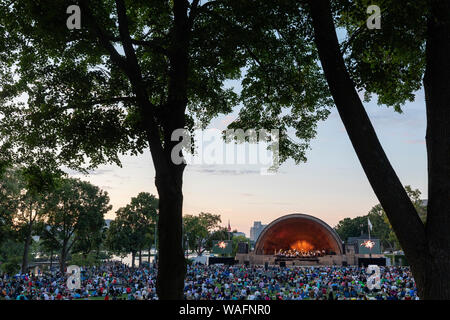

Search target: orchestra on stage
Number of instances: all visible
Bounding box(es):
[274,248,328,260]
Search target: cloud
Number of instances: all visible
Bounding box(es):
[220,115,237,127]
[188,165,261,176]
[64,168,114,176]
[404,139,425,145]
[89,169,115,175]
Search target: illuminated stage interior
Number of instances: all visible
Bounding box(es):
[254,214,343,256]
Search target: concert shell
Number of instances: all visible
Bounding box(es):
[254,213,343,255]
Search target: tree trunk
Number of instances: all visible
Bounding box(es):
[50,249,53,270]
[139,250,142,267]
[155,164,186,300]
[131,251,136,268]
[308,0,431,296]
[21,231,32,274]
[152,0,190,300]
[21,206,35,274]
[59,241,68,273]
[148,243,151,264]
[421,0,450,299]
[83,0,190,299]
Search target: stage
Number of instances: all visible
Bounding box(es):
[236,252,385,266]
[237,213,385,266]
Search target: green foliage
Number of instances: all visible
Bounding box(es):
[185,258,194,266]
[335,216,366,240]
[183,212,222,256]
[226,1,333,164]
[226,0,431,164]
[1,166,53,273]
[44,178,110,267]
[0,0,249,172]
[0,257,21,275]
[105,192,158,257]
[335,186,427,251]
[231,235,251,256]
[69,252,106,267]
[379,186,427,250]
[34,221,61,255]
[0,168,21,245]
[19,165,63,196]
[1,169,110,269]
[0,240,23,275]
[337,0,428,111]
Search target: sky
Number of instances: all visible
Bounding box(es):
[69,87,428,238]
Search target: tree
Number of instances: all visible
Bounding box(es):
[128,192,158,266]
[0,165,59,273]
[376,186,427,251]
[11,166,57,273]
[0,168,21,247]
[228,0,449,298]
[106,193,158,267]
[0,0,249,299]
[45,178,110,272]
[231,235,251,256]
[183,212,222,256]
[335,186,428,252]
[334,217,366,241]
[239,0,450,299]
[36,222,62,270]
[306,0,450,299]
[367,205,395,251]
[0,239,23,275]
[335,207,393,251]
[105,216,134,264]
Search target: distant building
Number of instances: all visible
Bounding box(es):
[233,232,246,238]
[250,221,267,242]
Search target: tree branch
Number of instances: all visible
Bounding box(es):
[85,96,136,106]
[79,0,166,163]
[78,1,129,75]
[109,36,168,56]
[308,0,427,263]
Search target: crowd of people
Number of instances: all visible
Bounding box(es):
[275,249,326,259]
[0,262,158,300]
[0,262,418,300]
[184,264,417,300]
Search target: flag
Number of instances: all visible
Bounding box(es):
[368,217,373,231]
[227,220,231,232]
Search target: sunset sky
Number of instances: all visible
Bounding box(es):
[69,87,427,237]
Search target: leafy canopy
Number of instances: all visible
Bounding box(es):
[0,0,246,171]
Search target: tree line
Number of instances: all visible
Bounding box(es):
[0,167,110,274]
[335,186,427,252]
[0,167,236,273]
